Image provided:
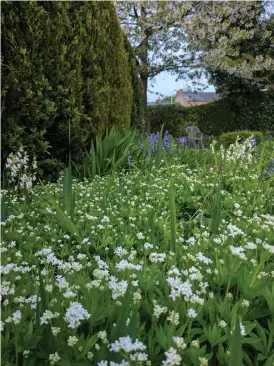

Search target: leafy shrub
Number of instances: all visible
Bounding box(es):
[1,2,133,167]
[219,131,264,147]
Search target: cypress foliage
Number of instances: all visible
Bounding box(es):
[1,1,133,164]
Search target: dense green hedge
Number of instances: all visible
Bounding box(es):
[148,92,274,137]
[1,2,134,166]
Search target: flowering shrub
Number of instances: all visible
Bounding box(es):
[1,140,274,365]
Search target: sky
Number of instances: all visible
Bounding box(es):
[147,72,216,102]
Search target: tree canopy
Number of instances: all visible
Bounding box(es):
[116,1,274,100]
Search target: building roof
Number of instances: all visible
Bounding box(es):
[184,92,220,102]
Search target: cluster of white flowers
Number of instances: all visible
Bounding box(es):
[5,148,37,190]
[67,335,78,347]
[40,310,60,325]
[5,310,22,325]
[153,302,168,318]
[149,252,166,263]
[167,310,180,326]
[162,347,181,366]
[49,352,60,365]
[108,276,128,300]
[172,336,186,350]
[64,302,91,328]
[110,336,146,353]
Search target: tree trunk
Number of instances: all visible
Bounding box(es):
[140,5,150,131]
[141,74,148,106]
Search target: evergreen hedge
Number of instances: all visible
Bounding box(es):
[148,92,274,137]
[1,2,134,166]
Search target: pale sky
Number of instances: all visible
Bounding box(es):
[148,72,216,102]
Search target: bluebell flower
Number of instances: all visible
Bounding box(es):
[127,152,132,164]
[177,136,187,145]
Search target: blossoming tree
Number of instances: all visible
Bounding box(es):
[117,1,274,100]
[182,1,274,94]
[115,1,198,105]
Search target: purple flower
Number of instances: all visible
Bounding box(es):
[177,137,187,145]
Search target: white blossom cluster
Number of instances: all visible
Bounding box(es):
[5,148,37,190]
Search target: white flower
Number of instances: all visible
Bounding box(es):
[5,310,22,325]
[137,232,145,240]
[49,352,60,364]
[172,336,186,350]
[162,347,181,366]
[23,350,30,358]
[153,304,168,318]
[240,323,246,336]
[115,259,142,271]
[218,320,227,328]
[241,299,250,308]
[149,252,166,263]
[101,216,110,223]
[40,310,60,325]
[130,352,148,361]
[114,246,128,257]
[108,276,128,300]
[51,327,61,336]
[110,336,146,353]
[167,276,193,301]
[87,352,94,360]
[230,246,247,260]
[196,252,212,265]
[187,308,198,318]
[144,242,153,250]
[191,339,199,348]
[227,224,245,237]
[98,330,108,344]
[68,335,78,347]
[167,311,180,326]
[199,357,208,366]
[65,302,91,329]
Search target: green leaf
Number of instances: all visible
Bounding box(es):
[229,317,243,366]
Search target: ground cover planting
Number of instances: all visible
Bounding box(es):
[1,138,274,366]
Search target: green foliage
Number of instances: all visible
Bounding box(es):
[148,93,274,136]
[75,127,141,180]
[229,318,243,366]
[1,139,274,364]
[1,2,133,167]
[220,131,264,148]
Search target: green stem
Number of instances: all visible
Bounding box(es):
[15,331,18,366]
